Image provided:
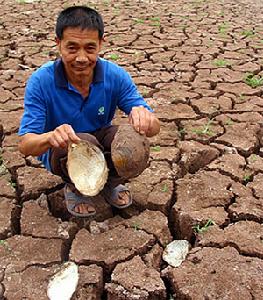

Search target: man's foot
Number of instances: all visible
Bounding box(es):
[64,184,96,217]
[103,184,132,209]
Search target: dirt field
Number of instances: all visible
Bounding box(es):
[0,0,263,299]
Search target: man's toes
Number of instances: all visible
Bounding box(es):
[75,203,95,214]
[114,191,130,206]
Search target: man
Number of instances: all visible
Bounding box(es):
[18,6,160,217]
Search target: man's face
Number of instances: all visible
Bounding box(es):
[56,27,102,81]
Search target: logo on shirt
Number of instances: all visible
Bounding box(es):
[98,106,105,115]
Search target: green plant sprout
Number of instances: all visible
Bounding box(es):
[250,154,258,162]
[213,59,231,67]
[239,94,246,101]
[10,180,17,188]
[225,118,234,126]
[132,223,141,231]
[134,18,145,24]
[192,119,214,136]
[193,219,215,234]
[161,184,168,192]
[243,174,251,183]
[244,73,263,88]
[0,240,11,252]
[218,23,228,34]
[241,30,255,38]
[109,53,119,61]
[178,128,186,136]
[151,145,161,152]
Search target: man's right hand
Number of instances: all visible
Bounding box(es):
[48,124,80,148]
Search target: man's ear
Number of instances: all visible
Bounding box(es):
[55,37,60,47]
[98,36,104,52]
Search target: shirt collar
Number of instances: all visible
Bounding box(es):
[54,57,104,88]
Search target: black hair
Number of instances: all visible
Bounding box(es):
[56,6,104,39]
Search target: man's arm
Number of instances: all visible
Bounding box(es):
[18,124,80,157]
[129,106,160,137]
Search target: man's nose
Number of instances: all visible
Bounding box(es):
[76,49,88,62]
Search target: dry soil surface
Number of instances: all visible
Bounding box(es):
[0,0,263,299]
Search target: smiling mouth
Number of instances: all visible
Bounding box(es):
[73,64,90,71]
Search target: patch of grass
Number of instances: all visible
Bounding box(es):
[193,219,215,234]
[109,53,119,61]
[192,119,214,136]
[213,59,231,67]
[151,145,161,152]
[244,73,263,88]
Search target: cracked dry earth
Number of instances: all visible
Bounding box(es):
[0,0,263,299]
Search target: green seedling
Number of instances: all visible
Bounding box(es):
[213,59,231,67]
[225,118,234,126]
[178,128,186,136]
[239,94,246,101]
[244,73,263,88]
[151,145,161,152]
[10,180,17,189]
[0,240,11,252]
[132,223,141,231]
[109,53,119,61]
[241,30,255,38]
[134,18,145,24]
[150,21,161,27]
[250,154,258,162]
[141,89,148,97]
[192,119,214,136]
[102,0,110,5]
[243,174,251,183]
[161,184,168,193]
[149,17,160,22]
[193,219,215,234]
[218,23,228,34]
[113,8,120,15]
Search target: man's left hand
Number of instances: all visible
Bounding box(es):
[128,106,160,137]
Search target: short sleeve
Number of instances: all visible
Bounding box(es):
[117,68,153,115]
[18,73,46,136]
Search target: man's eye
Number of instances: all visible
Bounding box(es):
[86,47,96,52]
[67,46,77,51]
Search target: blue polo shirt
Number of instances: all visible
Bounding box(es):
[18,58,152,171]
